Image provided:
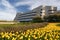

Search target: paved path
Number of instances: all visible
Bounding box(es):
[0,22,16,24]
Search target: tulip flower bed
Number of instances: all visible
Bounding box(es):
[0,23,60,40]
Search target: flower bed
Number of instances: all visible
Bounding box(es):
[0,23,60,40]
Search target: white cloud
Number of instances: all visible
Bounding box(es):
[0,11,14,21]
[2,0,13,8]
[15,0,60,10]
[15,1,31,7]
[0,0,16,21]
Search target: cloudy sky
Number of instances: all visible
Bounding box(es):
[0,0,60,21]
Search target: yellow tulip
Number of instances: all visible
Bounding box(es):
[56,35,59,38]
[0,32,4,35]
[25,34,28,37]
[49,37,53,40]
[28,38,30,40]
[2,35,5,38]
[44,36,47,39]
[16,32,18,34]
[12,37,16,40]
[19,36,23,39]
[32,35,37,39]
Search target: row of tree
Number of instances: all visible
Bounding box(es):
[32,13,60,23]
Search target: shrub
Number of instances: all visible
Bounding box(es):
[44,14,60,22]
[31,17,43,23]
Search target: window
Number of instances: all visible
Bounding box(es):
[40,12,42,13]
[48,10,52,11]
[41,9,42,10]
[48,10,56,11]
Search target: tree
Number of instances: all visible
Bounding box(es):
[31,17,43,23]
[44,14,60,22]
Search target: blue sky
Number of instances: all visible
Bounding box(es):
[0,0,60,21]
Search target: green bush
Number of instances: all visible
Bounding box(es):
[31,17,43,23]
[44,14,60,22]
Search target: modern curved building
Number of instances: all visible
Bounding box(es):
[14,5,57,22]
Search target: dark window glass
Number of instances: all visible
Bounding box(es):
[40,12,42,13]
[19,14,36,17]
[41,9,42,10]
